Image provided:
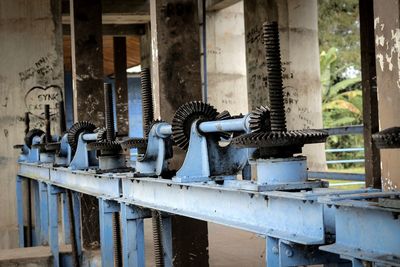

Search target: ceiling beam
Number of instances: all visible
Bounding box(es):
[63,24,145,36]
[206,0,241,11]
[62,0,150,24]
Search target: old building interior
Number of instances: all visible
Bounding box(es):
[0,0,399,266]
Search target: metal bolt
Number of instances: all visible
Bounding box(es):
[272,246,279,254]
[285,249,293,257]
[262,21,287,132]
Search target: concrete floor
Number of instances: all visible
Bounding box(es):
[143,220,265,267]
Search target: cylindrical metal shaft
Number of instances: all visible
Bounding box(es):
[24,112,30,135]
[59,101,66,134]
[199,117,247,133]
[104,83,115,141]
[44,104,51,143]
[263,21,287,132]
[140,68,154,137]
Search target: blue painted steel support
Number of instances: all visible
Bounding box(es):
[38,182,49,245]
[61,192,71,244]
[48,184,62,267]
[160,215,173,267]
[16,175,24,247]
[266,236,279,266]
[72,191,83,260]
[99,198,120,267]
[120,203,146,267]
[33,180,40,245]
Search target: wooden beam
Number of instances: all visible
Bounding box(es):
[113,37,129,136]
[206,0,241,11]
[70,0,105,249]
[62,0,150,24]
[63,24,145,36]
[359,0,381,188]
[150,0,209,265]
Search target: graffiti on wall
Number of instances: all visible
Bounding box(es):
[24,85,63,118]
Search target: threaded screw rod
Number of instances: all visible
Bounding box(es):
[44,104,51,143]
[104,83,115,141]
[140,68,154,137]
[24,112,30,136]
[263,21,287,132]
[59,101,66,134]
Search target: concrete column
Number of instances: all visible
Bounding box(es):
[70,0,104,249]
[0,0,63,248]
[244,0,326,170]
[150,0,209,265]
[206,2,248,115]
[113,37,129,136]
[373,0,400,190]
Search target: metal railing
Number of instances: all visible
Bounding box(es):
[308,125,366,182]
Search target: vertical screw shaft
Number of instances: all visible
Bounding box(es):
[59,101,66,134]
[24,112,30,136]
[104,83,115,141]
[44,104,51,143]
[140,68,154,137]
[263,21,287,132]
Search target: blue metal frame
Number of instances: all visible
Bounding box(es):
[120,203,147,267]
[99,198,120,267]
[16,175,25,247]
[16,162,398,267]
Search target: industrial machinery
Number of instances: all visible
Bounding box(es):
[14,21,400,267]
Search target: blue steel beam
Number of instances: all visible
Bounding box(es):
[48,184,63,267]
[99,198,120,267]
[61,192,71,244]
[16,176,24,247]
[120,203,147,267]
[38,182,49,246]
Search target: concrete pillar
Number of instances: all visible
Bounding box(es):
[70,0,104,249]
[373,0,400,190]
[0,0,63,248]
[150,0,209,265]
[206,2,248,115]
[244,0,326,170]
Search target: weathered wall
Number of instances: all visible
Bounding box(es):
[244,0,326,171]
[373,0,400,190]
[206,2,249,115]
[0,0,63,248]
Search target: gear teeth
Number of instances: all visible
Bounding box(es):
[67,121,96,153]
[95,127,107,142]
[172,101,219,150]
[232,129,328,148]
[24,129,45,148]
[216,110,231,120]
[372,127,400,149]
[86,140,122,152]
[120,138,148,150]
[249,106,271,133]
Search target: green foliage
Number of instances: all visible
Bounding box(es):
[318,0,360,71]
[320,48,364,169]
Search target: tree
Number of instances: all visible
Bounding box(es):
[318,0,360,71]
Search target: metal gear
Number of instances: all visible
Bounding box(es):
[86,140,122,152]
[216,110,231,120]
[24,129,44,148]
[232,129,328,148]
[249,106,271,133]
[45,142,61,152]
[67,121,96,153]
[146,119,166,137]
[372,127,400,149]
[95,127,107,142]
[120,138,148,150]
[172,101,219,150]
